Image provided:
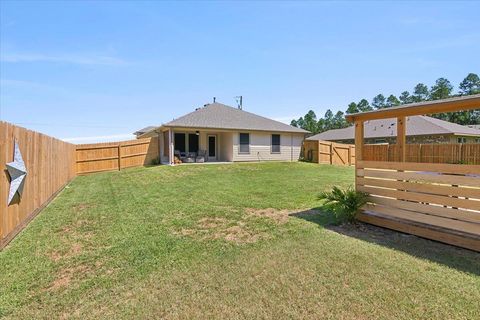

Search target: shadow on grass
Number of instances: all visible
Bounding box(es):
[290,208,480,276]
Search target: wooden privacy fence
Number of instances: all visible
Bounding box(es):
[303,140,355,165]
[0,121,76,249]
[364,143,480,164]
[76,137,159,175]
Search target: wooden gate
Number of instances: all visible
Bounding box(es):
[303,140,355,165]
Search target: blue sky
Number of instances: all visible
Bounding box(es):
[1,1,479,142]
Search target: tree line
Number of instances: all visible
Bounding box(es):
[290,73,480,134]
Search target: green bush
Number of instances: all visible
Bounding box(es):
[319,186,368,223]
[150,157,161,166]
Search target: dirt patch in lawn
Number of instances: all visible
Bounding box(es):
[245,208,292,224]
[173,217,264,244]
[45,265,91,292]
[48,243,84,262]
[220,225,260,244]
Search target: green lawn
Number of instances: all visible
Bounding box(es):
[0,162,479,319]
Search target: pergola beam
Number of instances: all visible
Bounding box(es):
[346,94,480,122]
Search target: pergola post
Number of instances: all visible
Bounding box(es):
[354,120,364,189]
[354,120,364,161]
[397,116,406,162]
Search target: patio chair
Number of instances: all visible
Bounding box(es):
[196,150,207,163]
[178,151,187,162]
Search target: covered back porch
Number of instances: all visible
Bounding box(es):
[158,127,234,165]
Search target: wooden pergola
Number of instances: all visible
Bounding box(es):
[346,94,480,251]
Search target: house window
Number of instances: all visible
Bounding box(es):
[239,133,250,153]
[271,134,281,153]
[188,133,199,153]
[475,138,480,144]
[457,137,467,144]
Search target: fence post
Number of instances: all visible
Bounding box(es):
[117,144,121,171]
[329,142,333,165]
[348,146,352,166]
[460,143,464,164]
[317,141,320,164]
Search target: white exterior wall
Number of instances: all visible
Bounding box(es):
[219,132,234,162]
[232,131,304,162]
[158,128,304,163]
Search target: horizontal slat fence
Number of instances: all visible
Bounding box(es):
[363,143,480,164]
[76,137,159,175]
[356,160,480,251]
[0,121,76,249]
[303,140,355,166]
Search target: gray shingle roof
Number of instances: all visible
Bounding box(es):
[307,115,480,141]
[133,126,157,136]
[163,103,308,133]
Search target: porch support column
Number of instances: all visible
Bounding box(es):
[354,120,364,191]
[397,116,406,162]
[156,130,162,161]
[169,128,174,165]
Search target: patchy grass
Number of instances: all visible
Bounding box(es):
[0,162,478,319]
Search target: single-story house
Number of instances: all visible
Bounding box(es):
[137,102,309,164]
[307,115,480,144]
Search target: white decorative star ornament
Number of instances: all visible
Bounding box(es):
[6,140,27,205]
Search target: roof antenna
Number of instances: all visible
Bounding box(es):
[235,96,243,110]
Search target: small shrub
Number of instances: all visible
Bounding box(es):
[319,186,368,223]
[150,157,161,166]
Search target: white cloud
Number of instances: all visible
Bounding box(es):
[62,133,136,144]
[1,52,126,65]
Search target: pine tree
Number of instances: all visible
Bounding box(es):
[386,95,401,107]
[346,102,359,114]
[357,99,373,112]
[430,78,453,100]
[413,83,429,102]
[399,91,412,104]
[459,73,480,95]
[372,94,386,109]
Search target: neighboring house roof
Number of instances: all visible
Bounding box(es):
[307,115,480,141]
[140,103,308,136]
[133,126,157,136]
